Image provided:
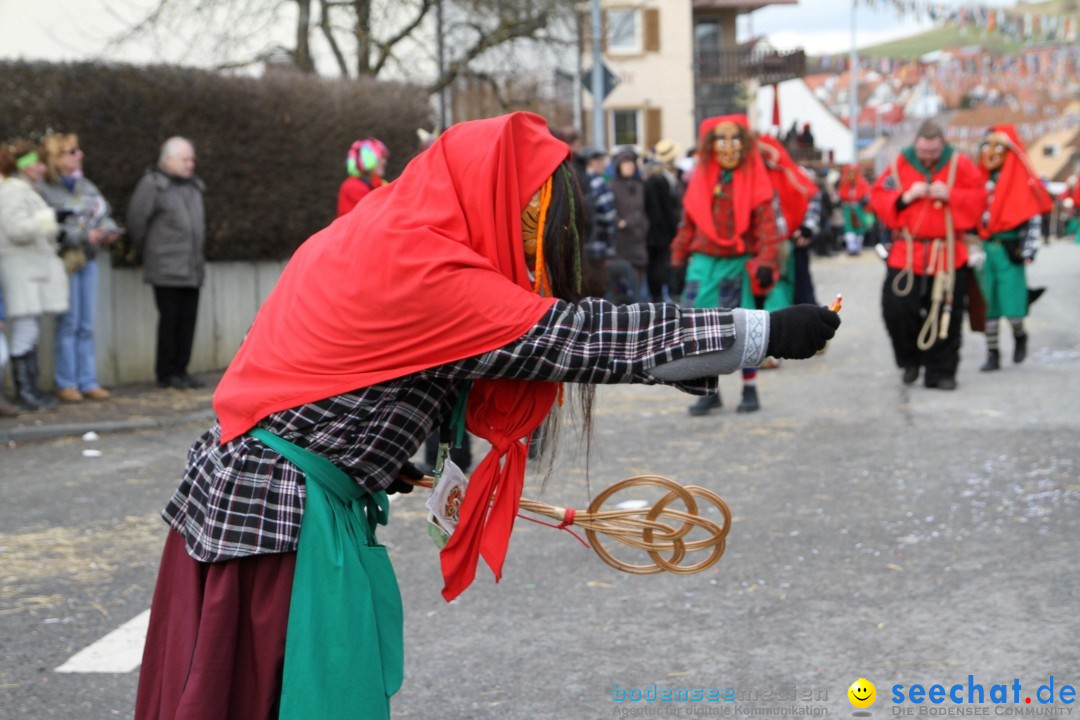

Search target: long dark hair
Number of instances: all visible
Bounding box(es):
[533,160,596,488]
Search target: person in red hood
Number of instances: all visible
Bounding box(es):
[672,115,785,415]
[336,137,389,216]
[756,135,822,314]
[838,164,873,255]
[134,112,839,720]
[974,124,1051,371]
[870,120,987,391]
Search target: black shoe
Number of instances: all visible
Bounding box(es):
[926,376,957,391]
[179,373,206,389]
[157,375,188,389]
[902,365,920,385]
[736,385,760,413]
[688,393,722,417]
[1013,334,1027,364]
[980,350,1000,372]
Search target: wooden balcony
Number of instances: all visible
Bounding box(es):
[694,47,806,85]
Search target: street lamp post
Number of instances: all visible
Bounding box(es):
[591,0,606,150]
[849,0,859,164]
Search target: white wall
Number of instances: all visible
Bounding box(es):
[755,78,855,164]
[6,257,288,390]
[583,1,697,154]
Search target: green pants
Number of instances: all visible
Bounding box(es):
[685,253,754,309]
[977,241,1028,318]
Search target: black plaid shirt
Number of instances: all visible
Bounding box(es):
[164,298,736,563]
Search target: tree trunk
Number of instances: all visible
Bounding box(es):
[354,0,372,75]
[294,0,316,72]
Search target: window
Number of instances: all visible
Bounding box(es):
[612,109,640,147]
[607,8,640,53]
[695,21,722,50]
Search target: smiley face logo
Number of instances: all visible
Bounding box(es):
[848,678,876,708]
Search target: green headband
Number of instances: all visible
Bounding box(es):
[16,151,40,171]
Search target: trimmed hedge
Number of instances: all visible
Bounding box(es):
[0,61,432,262]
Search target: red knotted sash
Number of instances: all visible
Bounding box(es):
[440,379,559,601]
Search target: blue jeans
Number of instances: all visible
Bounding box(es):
[55,259,100,391]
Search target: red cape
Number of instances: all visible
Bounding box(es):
[838,165,869,202]
[682,114,774,249]
[757,135,816,233]
[980,124,1052,237]
[215,112,565,441]
[214,112,571,600]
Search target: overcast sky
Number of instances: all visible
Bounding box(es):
[0,0,1026,65]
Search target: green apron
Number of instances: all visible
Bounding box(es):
[249,428,404,720]
[685,253,755,309]
[762,240,796,312]
[977,234,1029,319]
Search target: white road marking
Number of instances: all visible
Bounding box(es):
[56,610,150,674]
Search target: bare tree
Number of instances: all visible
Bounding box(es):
[107,0,577,95]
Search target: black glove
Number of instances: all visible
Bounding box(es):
[755,265,775,291]
[386,460,425,495]
[767,304,841,360]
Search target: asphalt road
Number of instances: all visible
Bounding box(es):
[2,243,1078,719]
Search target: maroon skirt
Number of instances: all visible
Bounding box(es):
[135,530,296,720]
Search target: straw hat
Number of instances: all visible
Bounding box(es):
[653,138,681,165]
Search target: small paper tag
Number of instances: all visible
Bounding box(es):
[426,457,468,538]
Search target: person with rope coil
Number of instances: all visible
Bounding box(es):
[870,120,987,391]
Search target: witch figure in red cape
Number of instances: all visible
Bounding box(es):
[973,124,1051,372]
[756,135,821,314]
[670,115,786,415]
[134,112,840,720]
[838,164,874,255]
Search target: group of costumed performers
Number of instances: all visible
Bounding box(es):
[870,120,987,391]
[837,164,875,255]
[973,124,1052,372]
[336,137,390,217]
[671,114,785,416]
[133,112,841,720]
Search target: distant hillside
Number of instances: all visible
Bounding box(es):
[858,0,1078,59]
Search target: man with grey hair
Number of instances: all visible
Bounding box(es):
[126,136,207,389]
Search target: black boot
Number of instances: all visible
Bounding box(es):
[980,349,1000,372]
[736,385,760,413]
[10,354,43,411]
[1013,334,1027,364]
[26,348,58,409]
[688,393,721,417]
[902,365,920,385]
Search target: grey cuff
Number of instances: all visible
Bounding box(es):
[649,309,770,382]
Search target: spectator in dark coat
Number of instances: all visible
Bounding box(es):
[582,147,617,298]
[127,137,207,390]
[608,148,649,302]
[644,139,682,301]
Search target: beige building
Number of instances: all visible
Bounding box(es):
[582,0,802,155]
